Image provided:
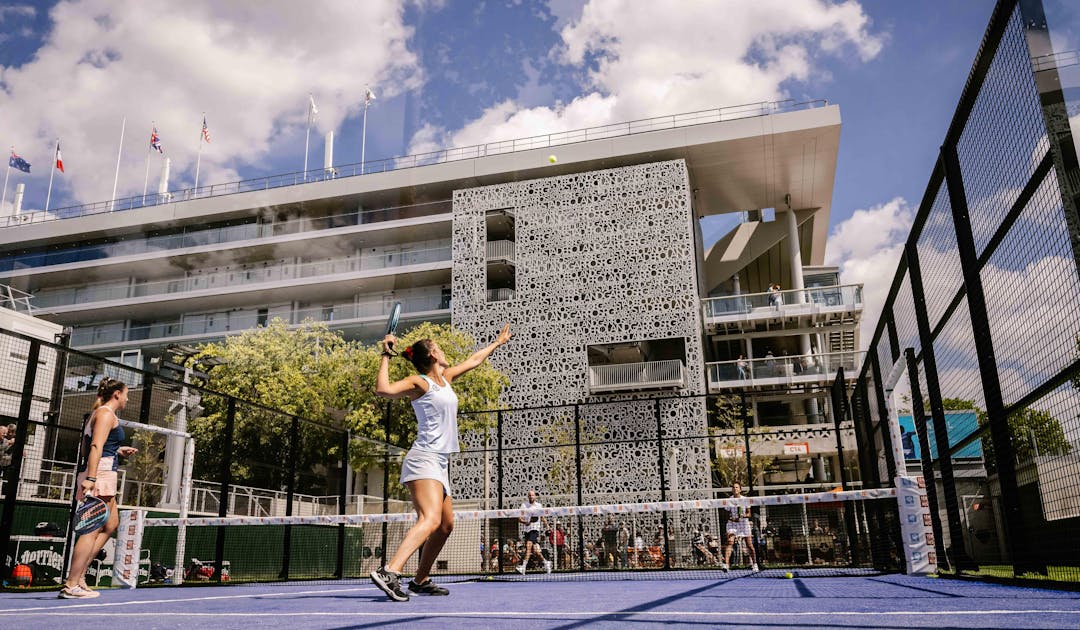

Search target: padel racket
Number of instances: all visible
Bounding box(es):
[74,495,109,535]
[384,302,402,352]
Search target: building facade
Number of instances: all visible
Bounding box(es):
[0,100,862,505]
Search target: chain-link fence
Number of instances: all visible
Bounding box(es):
[851,0,1080,586]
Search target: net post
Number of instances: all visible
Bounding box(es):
[174,433,195,584]
[336,429,349,579]
[214,398,236,584]
[0,339,39,577]
[654,398,671,570]
[573,403,585,572]
[280,415,299,580]
[905,348,949,571]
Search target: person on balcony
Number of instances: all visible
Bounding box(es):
[736,355,749,379]
[768,284,783,309]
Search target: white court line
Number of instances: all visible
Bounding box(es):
[0,581,486,614]
[3,610,1080,618]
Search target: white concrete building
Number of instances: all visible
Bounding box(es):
[0,100,861,501]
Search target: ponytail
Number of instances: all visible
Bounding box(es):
[93,377,127,410]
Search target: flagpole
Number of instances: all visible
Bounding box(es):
[194,112,204,195]
[361,99,369,175]
[111,117,126,211]
[1,148,10,211]
[304,94,312,181]
[143,123,153,205]
[45,138,59,212]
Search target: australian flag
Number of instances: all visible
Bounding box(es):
[8,151,30,173]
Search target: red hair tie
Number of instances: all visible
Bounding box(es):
[403,347,414,359]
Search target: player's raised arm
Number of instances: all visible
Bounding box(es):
[444,325,511,382]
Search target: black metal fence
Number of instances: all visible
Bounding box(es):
[850,0,1080,585]
[0,321,881,585]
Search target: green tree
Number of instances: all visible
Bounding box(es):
[184,319,507,495]
[939,399,1071,470]
[709,395,776,488]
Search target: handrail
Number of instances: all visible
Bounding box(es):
[706,351,866,384]
[703,284,863,317]
[35,243,452,309]
[1,99,826,229]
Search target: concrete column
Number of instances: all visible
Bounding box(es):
[785,208,820,422]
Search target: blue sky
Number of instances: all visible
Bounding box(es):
[0,0,997,227]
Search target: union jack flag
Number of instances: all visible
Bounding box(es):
[150,127,163,153]
[201,116,211,143]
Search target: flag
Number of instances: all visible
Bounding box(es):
[55,142,64,173]
[8,151,30,173]
[201,116,211,143]
[309,94,318,116]
[150,127,163,154]
[364,87,376,106]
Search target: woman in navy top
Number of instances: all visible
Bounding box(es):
[59,378,138,599]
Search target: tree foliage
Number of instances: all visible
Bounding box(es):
[709,395,776,488]
[182,319,507,493]
[939,398,1072,471]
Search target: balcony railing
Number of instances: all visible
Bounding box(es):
[703,284,862,319]
[34,244,451,309]
[487,288,515,302]
[70,293,450,347]
[1,99,825,229]
[486,240,515,263]
[0,200,452,275]
[588,359,686,393]
[706,351,865,389]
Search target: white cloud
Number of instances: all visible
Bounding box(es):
[409,0,883,152]
[0,0,420,208]
[0,5,35,21]
[824,197,914,348]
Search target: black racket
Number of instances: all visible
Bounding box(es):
[74,495,109,535]
[384,302,402,353]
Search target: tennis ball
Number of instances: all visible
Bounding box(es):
[548,155,557,164]
[784,572,794,579]
[486,575,494,581]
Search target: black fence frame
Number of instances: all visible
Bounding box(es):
[850,0,1080,585]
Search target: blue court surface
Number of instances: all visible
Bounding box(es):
[2,574,1079,629]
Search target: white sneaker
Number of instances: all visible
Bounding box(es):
[720,563,729,572]
[58,585,98,599]
[751,563,760,572]
[544,561,552,574]
[516,564,525,575]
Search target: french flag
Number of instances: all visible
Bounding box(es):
[55,142,64,173]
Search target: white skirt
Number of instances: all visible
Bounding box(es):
[400,448,451,497]
[726,519,752,537]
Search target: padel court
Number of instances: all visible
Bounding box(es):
[2,574,1079,629]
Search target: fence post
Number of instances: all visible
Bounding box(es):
[280,415,300,579]
[831,368,860,566]
[496,410,504,574]
[214,398,236,583]
[336,429,349,579]
[905,236,973,571]
[655,398,671,570]
[573,404,585,572]
[740,391,752,492]
[941,143,1034,575]
[0,339,40,576]
[380,401,391,566]
[905,349,950,571]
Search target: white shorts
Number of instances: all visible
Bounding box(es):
[77,456,118,500]
[726,519,751,538]
[400,448,451,497]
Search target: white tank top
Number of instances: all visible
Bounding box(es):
[410,375,459,454]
